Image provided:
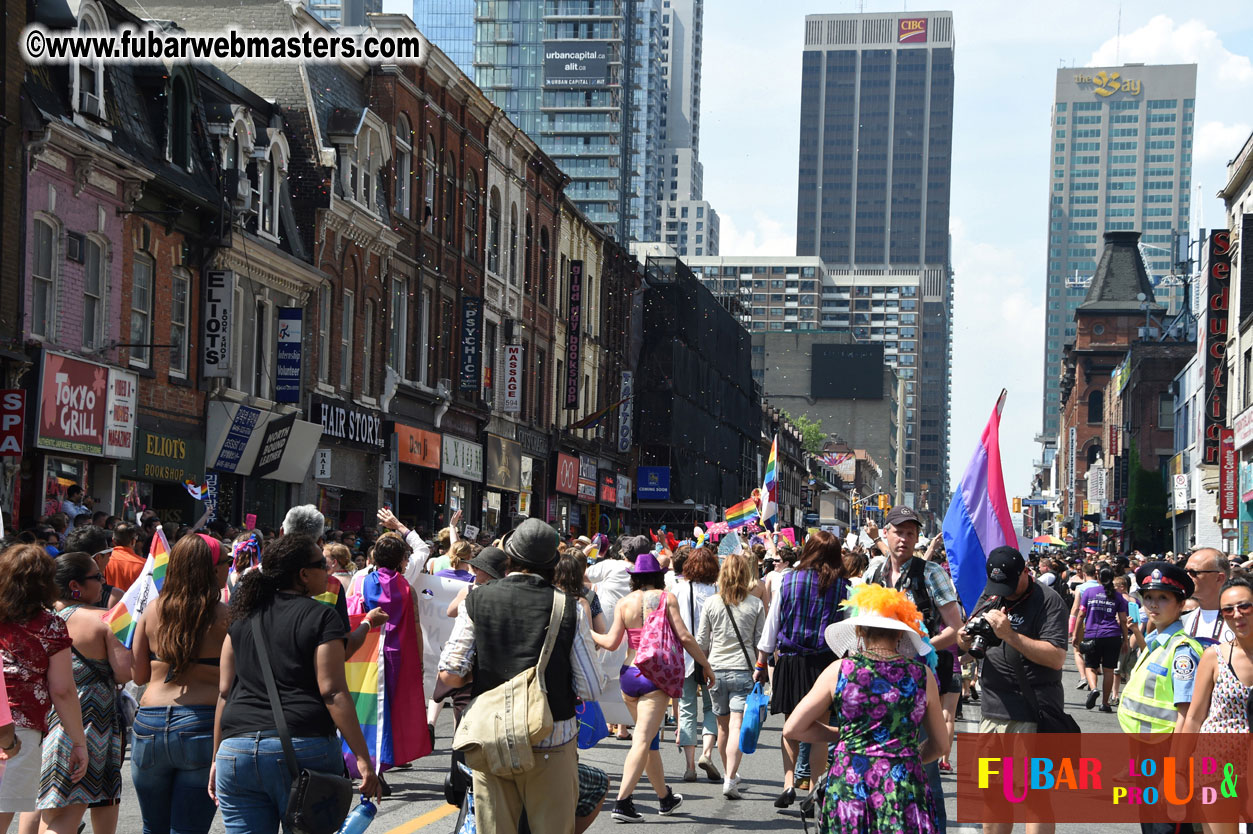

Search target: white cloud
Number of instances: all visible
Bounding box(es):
[1088,15,1253,85]
[1195,120,1253,166]
[718,213,795,257]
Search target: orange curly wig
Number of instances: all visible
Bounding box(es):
[839,583,925,636]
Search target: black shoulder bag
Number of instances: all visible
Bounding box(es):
[1011,650,1080,733]
[250,616,354,834]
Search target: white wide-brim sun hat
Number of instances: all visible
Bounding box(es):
[824,614,928,659]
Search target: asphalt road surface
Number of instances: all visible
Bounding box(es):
[105,656,1163,834]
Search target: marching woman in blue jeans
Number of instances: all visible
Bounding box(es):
[131,533,230,834]
[209,535,379,834]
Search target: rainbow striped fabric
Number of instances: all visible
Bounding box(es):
[760,434,778,528]
[344,613,385,769]
[102,528,171,648]
[725,497,759,529]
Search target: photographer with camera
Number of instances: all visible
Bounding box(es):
[957,547,1069,834]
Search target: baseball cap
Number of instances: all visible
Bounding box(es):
[984,546,1026,597]
[884,505,922,529]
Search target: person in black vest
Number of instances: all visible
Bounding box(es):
[437,518,604,834]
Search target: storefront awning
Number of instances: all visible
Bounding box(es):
[206,401,321,483]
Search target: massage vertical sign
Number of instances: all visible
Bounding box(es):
[202,270,233,378]
[1203,230,1232,465]
[503,345,522,413]
[565,260,583,409]
[459,296,482,393]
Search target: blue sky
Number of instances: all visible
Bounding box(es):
[385,0,1253,498]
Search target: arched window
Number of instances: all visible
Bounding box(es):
[538,227,549,306]
[74,5,105,118]
[31,217,58,339]
[1087,390,1103,423]
[423,138,436,231]
[488,188,502,274]
[443,152,457,245]
[509,204,518,286]
[394,115,412,218]
[464,174,479,258]
[524,213,534,296]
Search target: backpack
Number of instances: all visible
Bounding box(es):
[868,557,940,634]
[452,592,566,776]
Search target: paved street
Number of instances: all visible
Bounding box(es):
[103,651,1158,834]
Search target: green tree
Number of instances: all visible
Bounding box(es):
[780,410,826,455]
[1124,438,1170,552]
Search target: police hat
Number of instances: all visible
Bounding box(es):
[1134,560,1193,599]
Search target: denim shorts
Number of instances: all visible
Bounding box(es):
[709,669,755,716]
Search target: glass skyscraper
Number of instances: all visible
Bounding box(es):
[794,11,955,516]
[412,0,475,75]
[1039,64,1197,441]
[472,0,665,243]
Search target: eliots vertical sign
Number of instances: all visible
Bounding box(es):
[565,260,583,410]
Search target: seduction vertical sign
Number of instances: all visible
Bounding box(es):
[459,296,483,393]
[1203,230,1232,465]
[565,260,583,409]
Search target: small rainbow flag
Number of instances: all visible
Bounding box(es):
[149,527,170,593]
[725,497,759,529]
[102,528,172,647]
[760,434,779,528]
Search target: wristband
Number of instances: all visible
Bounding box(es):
[754,662,767,670]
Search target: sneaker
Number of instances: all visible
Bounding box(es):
[1085,690,1099,710]
[1076,680,1089,691]
[658,787,683,816]
[682,768,697,783]
[612,796,644,823]
[1099,704,1114,714]
[722,776,742,799]
[697,753,721,782]
[796,778,811,792]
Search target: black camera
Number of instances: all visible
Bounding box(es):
[963,615,1002,659]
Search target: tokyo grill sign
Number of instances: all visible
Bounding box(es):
[565,260,583,409]
[36,352,136,459]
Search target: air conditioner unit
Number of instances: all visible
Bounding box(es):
[79,91,100,117]
[66,232,85,264]
[223,169,250,207]
[436,378,451,398]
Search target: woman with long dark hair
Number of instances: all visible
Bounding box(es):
[210,535,378,834]
[1072,565,1128,712]
[755,530,850,807]
[131,533,230,834]
[30,552,132,834]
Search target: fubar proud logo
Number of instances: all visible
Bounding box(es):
[899,17,927,43]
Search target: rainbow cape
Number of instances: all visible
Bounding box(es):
[344,568,432,773]
[725,497,759,529]
[101,527,170,648]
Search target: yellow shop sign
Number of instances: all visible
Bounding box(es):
[1074,70,1141,98]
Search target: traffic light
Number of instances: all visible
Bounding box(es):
[1012,497,1022,514]
[878,494,890,511]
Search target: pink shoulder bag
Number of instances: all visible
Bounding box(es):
[634,591,685,698]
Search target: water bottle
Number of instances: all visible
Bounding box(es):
[337,798,378,834]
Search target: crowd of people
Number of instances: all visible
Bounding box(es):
[1,493,1252,834]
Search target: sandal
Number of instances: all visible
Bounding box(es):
[939,761,953,772]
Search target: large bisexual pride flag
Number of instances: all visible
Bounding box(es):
[943,391,1016,615]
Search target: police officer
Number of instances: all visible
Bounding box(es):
[1116,560,1200,834]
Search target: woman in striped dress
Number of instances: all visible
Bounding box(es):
[35,552,133,834]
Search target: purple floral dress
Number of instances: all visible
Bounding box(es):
[818,654,938,833]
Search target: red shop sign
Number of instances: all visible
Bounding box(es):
[555,453,579,496]
[0,390,25,456]
[37,353,108,455]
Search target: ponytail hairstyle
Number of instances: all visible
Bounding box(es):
[152,534,221,678]
[229,534,320,623]
[1100,566,1116,602]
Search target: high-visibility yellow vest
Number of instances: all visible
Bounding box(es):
[1117,629,1202,738]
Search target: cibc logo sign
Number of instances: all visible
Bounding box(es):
[898,17,927,43]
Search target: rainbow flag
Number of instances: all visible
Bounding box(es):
[725,497,759,529]
[569,395,632,431]
[102,555,160,648]
[344,568,432,774]
[148,527,170,592]
[760,434,778,528]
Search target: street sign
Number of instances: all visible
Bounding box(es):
[1021,498,1048,506]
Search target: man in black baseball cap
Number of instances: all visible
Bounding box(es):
[958,544,1070,743]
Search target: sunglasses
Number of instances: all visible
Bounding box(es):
[81,573,104,582]
[304,560,328,571]
[1219,601,1253,618]
[1185,569,1223,578]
